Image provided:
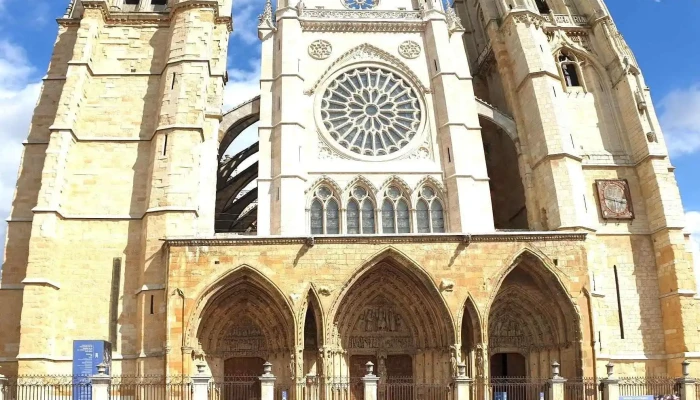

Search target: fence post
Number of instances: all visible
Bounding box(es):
[363,362,379,400]
[454,363,472,400]
[91,363,111,400]
[548,362,566,400]
[601,362,619,400]
[676,360,696,400]
[260,362,277,400]
[0,373,6,400]
[193,363,211,400]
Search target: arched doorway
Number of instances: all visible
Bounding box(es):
[487,252,581,380]
[329,252,455,388]
[192,267,296,386]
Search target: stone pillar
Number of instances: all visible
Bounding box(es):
[0,373,7,400]
[260,362,277,400]
[454,363,473,400]
[363,362,379,400]
[601,362,619,400]
[91,364,111,400]
[548,362,566,400]
[192,364,211,400]
[676,361,696,400]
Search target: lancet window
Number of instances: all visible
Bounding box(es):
[557,51,583,88]
[381,186,411,234]
[416,186,445,233]
[347,186,376,234]
[310,185,340,235]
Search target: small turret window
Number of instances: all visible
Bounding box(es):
[535,0,550,14]
[557,51,583,88]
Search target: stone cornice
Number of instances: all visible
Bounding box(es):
[164,232,588,247]
[59,0,232,31]
[300,20,424,32]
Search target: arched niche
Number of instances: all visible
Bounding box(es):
[191,267,296,382]
[486,251,582,379]
[301,288,325,379]
[460,297,484,379]
[328,250,455,384]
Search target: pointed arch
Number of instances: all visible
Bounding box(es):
[413,175,447,202]
[306,175,343,199]
[485,248,582,378]
[379,175,413,197]
[328,247,457,348]
[344,175,379,199]
[305,43,431,95]
[186,265,296,358]
[299,285,326,349]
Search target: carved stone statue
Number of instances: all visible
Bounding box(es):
[289,353,295,380]
[450,347,458,377]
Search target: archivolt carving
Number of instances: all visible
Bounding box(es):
[305,43,431,95]
[185,266,296,358]
[328,248,456,350]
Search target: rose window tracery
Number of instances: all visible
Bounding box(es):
[320,68,423,157]
[343,0,378,9]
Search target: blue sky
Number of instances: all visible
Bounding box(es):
[0,0,698,267]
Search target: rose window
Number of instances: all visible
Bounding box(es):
[320,68,423,157]
[343,0,378,9]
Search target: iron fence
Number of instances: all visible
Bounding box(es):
[209,376,260,400]
[1,375,92,400]
[563,378,599,400]
[109,376,192,400]
[378,379,453,400]
[618,377,680,399]
[483,378,550,400]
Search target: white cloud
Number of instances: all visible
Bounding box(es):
[0,40,42,266]
[231,0,268,45]
[687,212,700,291]
[658,84,700,157]
[223,58,261,111]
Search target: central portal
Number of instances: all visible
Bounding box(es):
[330,255,455,385]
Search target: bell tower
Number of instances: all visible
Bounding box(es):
[256,0,495,235]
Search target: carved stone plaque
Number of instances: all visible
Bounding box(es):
[349,296,413,351]
[595,179,634,220]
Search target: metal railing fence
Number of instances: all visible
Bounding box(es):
[378,379,453,400]
[109,376,192,400]
[483,378,550,400]
[618,377,680,399]
[563,379,599,400]
[209,376,259,400]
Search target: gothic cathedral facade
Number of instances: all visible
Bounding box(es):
[0,0,698,386]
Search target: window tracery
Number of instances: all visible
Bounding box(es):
[310,185,340,235]
[416,186,445,233]
[320,67,423,158]
[556,50,584,89]
[347,186,376,234]
[381,185,411,234]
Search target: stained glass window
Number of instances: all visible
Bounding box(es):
[309,185,340,235]
[382,199,396,234]
[320,68,422,157]
[416,184,446,233]
[347,199,360,234]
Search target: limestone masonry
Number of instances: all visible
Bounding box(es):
[0,0,697,384]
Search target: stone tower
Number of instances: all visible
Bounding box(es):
[0,0,232,374]
[0,0,698,381]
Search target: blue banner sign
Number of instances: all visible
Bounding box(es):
[620,396,654,400]
[495,392,508,400]
[72,340,112,400]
